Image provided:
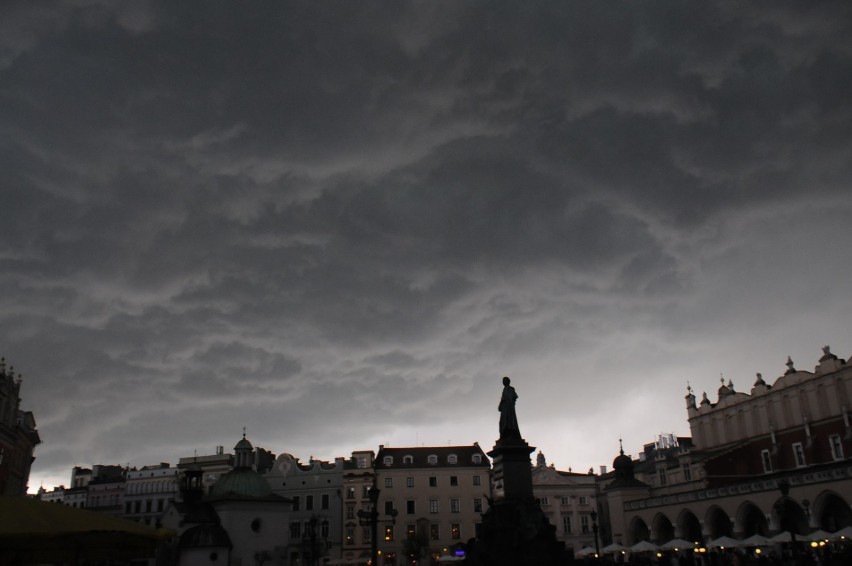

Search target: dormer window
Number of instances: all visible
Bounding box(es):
[383,456,394,466]
[403,455,414,464]
[427,454,438,465]
[447,454,458,464]
[472,454,482,464]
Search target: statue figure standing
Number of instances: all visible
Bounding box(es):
[498,376,521,439]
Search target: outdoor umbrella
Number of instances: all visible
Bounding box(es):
[575,547,597,557]
[805,529,833,542]
[770,531,793,543]
[601,543,627,554]
[739,534,772,547]
[831,526,852,540]
[629,540,660,553]
[659,538,697,551]
[707,536,741,549]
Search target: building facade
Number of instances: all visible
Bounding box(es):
[265,452,346,566]
[530,451,598,553]
[373,444,491,565]
[599,345,852,546]
[124,463,180,527]
[340,449,377,564]
[0,358,40,495]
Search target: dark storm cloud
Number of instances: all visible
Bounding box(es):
[2,1,851,488]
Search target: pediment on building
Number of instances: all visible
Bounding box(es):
[532,466,579,485]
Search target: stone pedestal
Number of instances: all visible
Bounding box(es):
[466,436,564,566]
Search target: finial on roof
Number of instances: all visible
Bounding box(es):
[820,345,837,362]
[687,381,693,395]
[720,374,724,384]
[619,437,624,456]
[785,356,796,374]
[754,372,766,386]
[701,391,710,405]
[727,379,734,392]
[242,426,247,439]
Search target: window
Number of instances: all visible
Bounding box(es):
[292,496,300,511]
[291,522,301,538]
[406,477,415,488]
[761,449,773,473]
[563,516,572,534]
[428,455,438,465]
[474,498,482,513]
[430,524,440,540]
[560,497,569,505]
[306,495,314,510]
[363,486,371,498]
[450,476,458,486]
[322,494,330,509]
[146,500,152,513]
[346,505,355,519]
[429,476,437,487]
[357,457,368,468]
[581,515,590,534]
[403,455,414,464]
[363,526,371,543]
[407,524,416,538]
[472,454,482,464]
[385,501,395,515]
[578,496,587,505]
[134,501,141,513]
[384,456,394,466]
[451,498,460,513]
[473,475,481,486]
[448,454,458,464]
[658,468,667,487]
[321,521,329,538]
[346,525,354,545]
[539,496,549,505]
[385,477,393,488]
[830,434,844,460]
[793,442,806,467]
[451,523,461,539]
[407,500,416,514]
[430,499,439,513]
[682,463,692,481]
[347,487,355,499]
[384,525,394,542]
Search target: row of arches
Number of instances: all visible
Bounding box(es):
[629,490,852,544]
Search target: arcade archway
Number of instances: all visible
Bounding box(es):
[736,501,769,537]
[676,509,703,543]
[812,491,852,531]
[705,506,733,539]
[652,513,674,543]
[628,516,651,545]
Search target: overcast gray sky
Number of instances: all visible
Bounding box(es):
[3,1,851,492]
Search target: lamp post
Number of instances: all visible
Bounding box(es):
[357,477,398,566]
[590,510,600,560]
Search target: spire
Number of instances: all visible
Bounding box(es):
[619,437,624,456]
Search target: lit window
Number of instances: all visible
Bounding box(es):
[430,523,440,540]
[407,524,416,538]
[451,523,461,539]
[793,443,806,467]
[830,434,844,460]
[385,525,394,542]
[345,525,354,545]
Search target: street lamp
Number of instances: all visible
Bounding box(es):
[590,510,600,560]
[357,477,398,566]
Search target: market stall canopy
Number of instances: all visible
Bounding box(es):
[0,495,173,563]
[575,547,597,557]
[739,534,772,547]
[600,543,627,554]
[831,526,852,540]
[804,529,833,542]
[770,531,793,543]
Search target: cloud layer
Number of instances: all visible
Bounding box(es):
[2,1,851,490]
